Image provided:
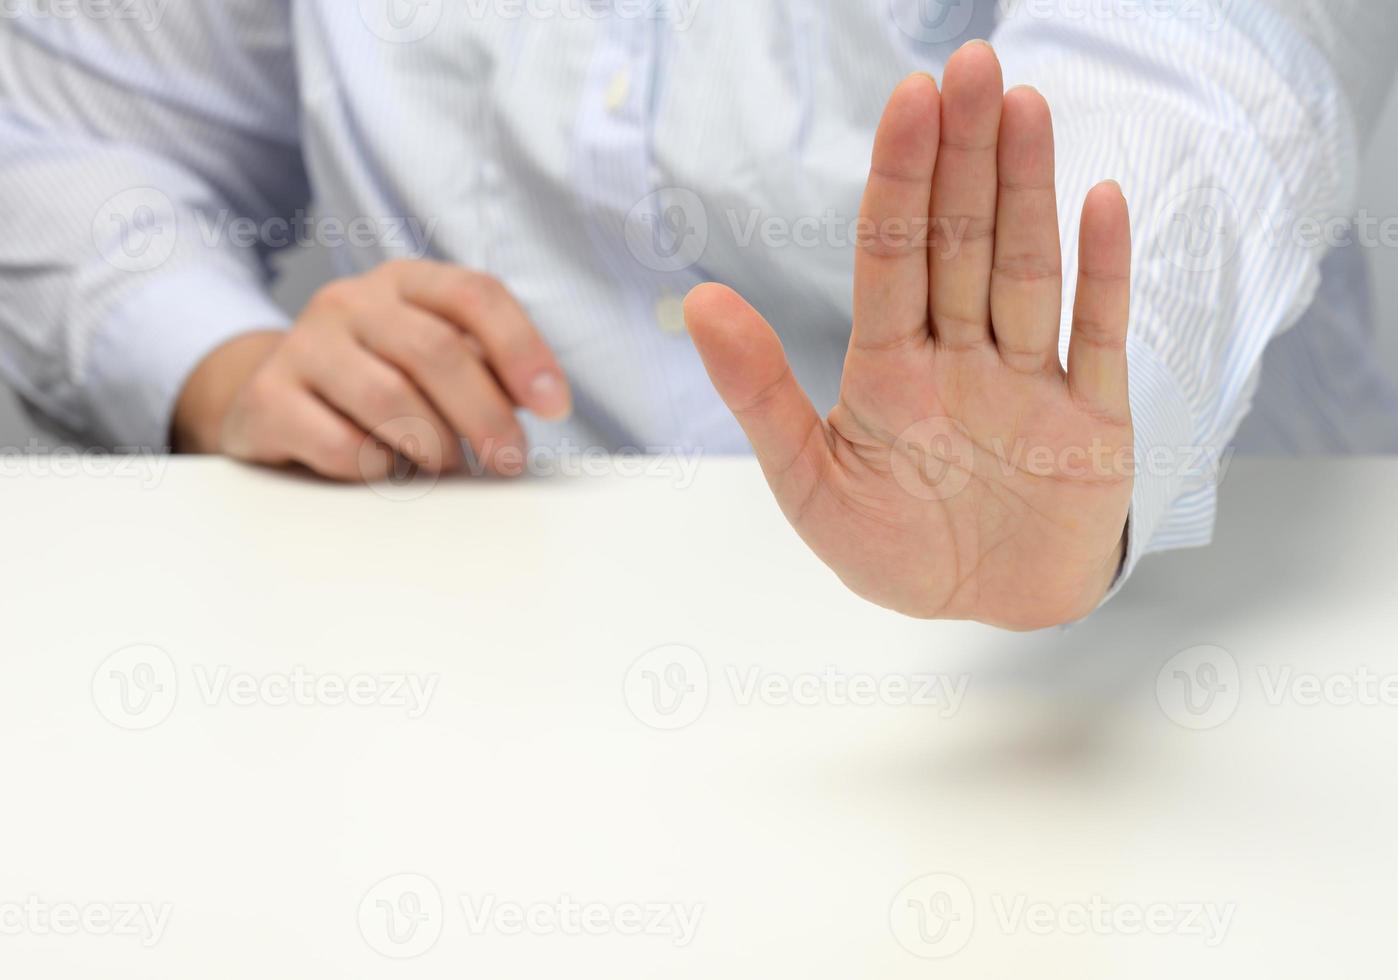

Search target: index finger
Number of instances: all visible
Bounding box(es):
[388,260,572,421]
[850,72,941,355]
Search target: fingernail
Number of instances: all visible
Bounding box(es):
[529,371,571,420]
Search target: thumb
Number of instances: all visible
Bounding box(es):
[685,283,828,506]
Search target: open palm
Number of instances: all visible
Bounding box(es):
[685,43,1134,630]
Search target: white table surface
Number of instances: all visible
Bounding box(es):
[1,455,1394,978]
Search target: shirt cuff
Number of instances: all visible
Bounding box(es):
[1101,337,1218,604]
[84,268,291,449]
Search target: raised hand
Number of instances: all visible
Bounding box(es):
[685,42,1134,630]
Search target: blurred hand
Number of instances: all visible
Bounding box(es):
[685,43,1134,629]
[173,259,571,479]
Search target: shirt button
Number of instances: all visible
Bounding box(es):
[655,293,687,336]
[605,68,631,113]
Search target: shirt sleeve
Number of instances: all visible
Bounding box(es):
[991,0,1398,596]
[0,4,309,448]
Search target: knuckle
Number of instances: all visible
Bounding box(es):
[241,369,288,415]
[360,371,412,419]
[323,428,364,471]
[279,327,321,363]
[448,271,504,317]
[993,253,1060,284]
[855,233,916,261]
[327,428,381,481]
[406,323,464,368]
[307,278,363,314]
[470,271,507,302]
[499,338,543,372]
[500,332,547,371]
[378,257,419,279]
[931,214,995,255]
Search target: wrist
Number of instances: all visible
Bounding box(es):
[171,330,284,453]
[1061,520,1129,625]
[1089,521,1130,612]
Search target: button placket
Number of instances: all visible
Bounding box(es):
[570,6,713,445]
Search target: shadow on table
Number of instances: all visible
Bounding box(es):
[893,459,1379,780]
